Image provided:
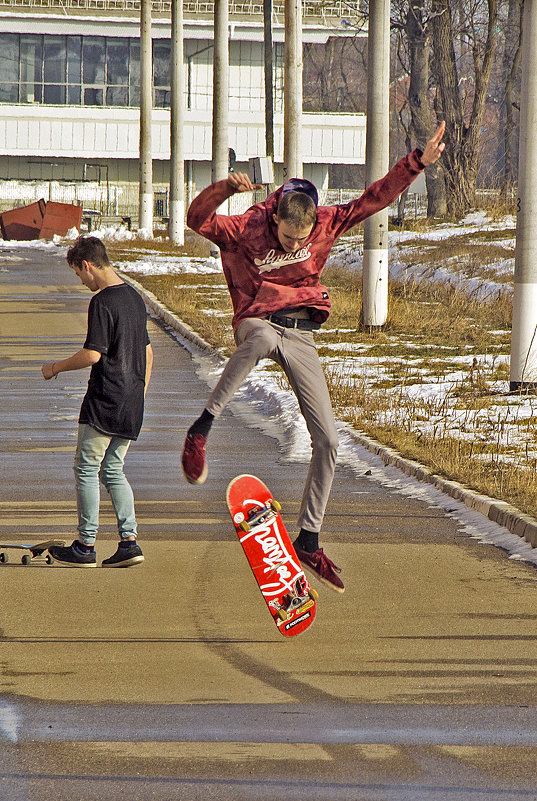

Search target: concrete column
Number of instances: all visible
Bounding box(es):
[169,0,185,244]
[212,0,229,185]
[264,0,274,168]
[362,0,390,327]
[284,0,303,179]
[510,0,537,390]
[139,0,153,234]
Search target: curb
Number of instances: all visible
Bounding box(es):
[122,272,537,552]
[347,431,537,549]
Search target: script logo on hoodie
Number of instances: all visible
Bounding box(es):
[254,245,312,274]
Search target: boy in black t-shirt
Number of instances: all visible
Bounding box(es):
[41,236,153,567]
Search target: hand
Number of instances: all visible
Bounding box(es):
[227,172,263,193]
[41,362,57,380]
[421,121,446,167]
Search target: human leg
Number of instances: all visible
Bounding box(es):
[276,329,344,592]
[99,436,137,539]
[73,423,109,545]
[49,424,103,567]
[182,319,281,483]
[100,436,144,566]
[278,329,339,533]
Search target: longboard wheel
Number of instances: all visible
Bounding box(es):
[0,552,7,564]
[308,588,319,601]
[21,554,31,566]
[270,499,282,513]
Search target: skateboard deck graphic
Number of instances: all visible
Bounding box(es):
[0,539,65,565]
[226,474,317,637]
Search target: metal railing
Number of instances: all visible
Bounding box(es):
[0,0,358,19]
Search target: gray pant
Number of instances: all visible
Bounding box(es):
[206,318,338,532]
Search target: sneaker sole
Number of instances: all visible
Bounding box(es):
[50,558,96,568]
[182,462,208,485]
[300,562,345,594]
[102,555,145,568]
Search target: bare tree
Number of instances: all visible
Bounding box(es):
[430,0,499,216]
[303,37,368,113]
[498,0,523,194]
[402,0,447,216]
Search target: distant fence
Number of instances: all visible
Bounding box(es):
[0,181,168,218]
[0,180,507,225]
[1,0,358,19]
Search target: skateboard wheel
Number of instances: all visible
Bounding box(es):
[308,588,319,602]
[46,554,53,565]
[0,552,7,564]
[239,521,250,532]
[270,500,282,513]
[277,608,289,622]
[21,554,31,566]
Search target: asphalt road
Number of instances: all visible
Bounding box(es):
[1,245,537,800]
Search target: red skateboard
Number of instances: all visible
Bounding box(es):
[226,474,318,637]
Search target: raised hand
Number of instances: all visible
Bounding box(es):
[421,121,446,167]
[227,172,264,192]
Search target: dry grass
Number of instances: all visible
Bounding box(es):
[107,224,537,518]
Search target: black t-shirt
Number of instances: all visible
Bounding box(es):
[79,283,150,440]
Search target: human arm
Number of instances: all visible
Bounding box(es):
[327,122,446,238]
[144,343,153,396]
[186,173,263,245]
[41,348,101,381]
[226,172,263,193]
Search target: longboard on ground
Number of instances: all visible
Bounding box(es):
[0,540,66,565]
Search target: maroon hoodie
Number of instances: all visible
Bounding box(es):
[187,150,425,331]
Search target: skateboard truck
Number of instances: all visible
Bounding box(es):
[238,498,282,532]
[270,575,319,621]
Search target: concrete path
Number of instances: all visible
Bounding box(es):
[1,245,537,800]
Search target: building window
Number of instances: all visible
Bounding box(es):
[153,39,171,108]
[0,32,283,111]
[0,33,20,103]
[0,32,143,108]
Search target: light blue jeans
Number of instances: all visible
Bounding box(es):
[74,424,137,546]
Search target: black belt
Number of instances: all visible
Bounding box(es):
[266,314,321,331]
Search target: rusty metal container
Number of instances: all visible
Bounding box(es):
[0,200,46,240]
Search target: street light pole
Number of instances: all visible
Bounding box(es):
[510,0,537,390]
[139,0,153,234]
[212,0,229,185]
[169,0,185,245]
[362,0,390,327]
[284,0,303,180]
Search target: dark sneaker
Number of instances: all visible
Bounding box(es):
[181,432,208,484]
[48,540,96,568]
[102,542,144,568]
[295,546,344,593]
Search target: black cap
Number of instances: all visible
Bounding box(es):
[282,178,319,207]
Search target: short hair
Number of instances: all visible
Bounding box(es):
[66,236,110,269]
[277,191,317,229]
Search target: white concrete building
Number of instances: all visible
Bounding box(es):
[0,0,366,217]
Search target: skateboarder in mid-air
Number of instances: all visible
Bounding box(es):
[41,236,153,567]
[182,123,446,593]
